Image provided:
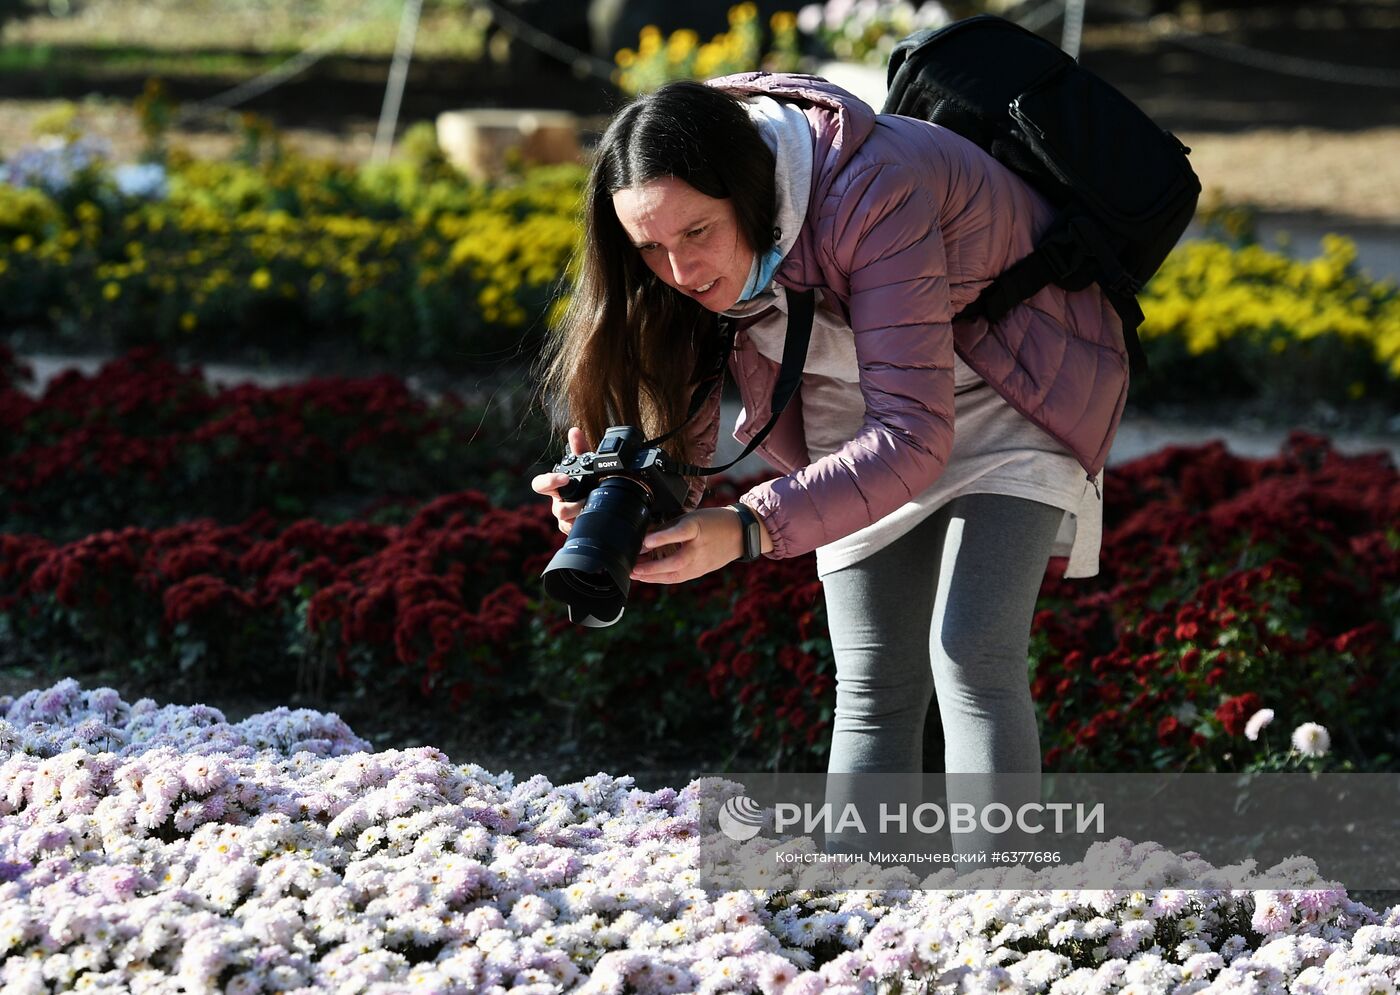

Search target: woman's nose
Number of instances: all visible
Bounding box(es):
[667,250,700,287]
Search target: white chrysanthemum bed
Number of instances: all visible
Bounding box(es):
[1,680,1397,995]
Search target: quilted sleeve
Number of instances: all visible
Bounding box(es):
[740,160,956,559]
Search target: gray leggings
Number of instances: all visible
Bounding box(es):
[821,492,1063,775]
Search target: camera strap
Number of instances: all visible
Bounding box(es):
[652,287,815,477]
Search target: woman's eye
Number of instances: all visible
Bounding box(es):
[686,227,707,238]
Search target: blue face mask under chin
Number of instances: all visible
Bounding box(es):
[738,245,785,303]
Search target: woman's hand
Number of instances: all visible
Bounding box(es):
[530,427,590,534]
[630,505,769,585]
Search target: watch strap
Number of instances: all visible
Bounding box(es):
[729,502,763,562]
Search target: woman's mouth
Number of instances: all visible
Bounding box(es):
[690,279,717,297]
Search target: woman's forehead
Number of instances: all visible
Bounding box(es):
[612,177,729,233]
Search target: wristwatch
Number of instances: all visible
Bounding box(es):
[729,502,763,562]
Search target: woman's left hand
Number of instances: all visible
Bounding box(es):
[629,508,746,585]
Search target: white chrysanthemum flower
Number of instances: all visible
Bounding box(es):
[1291,722,1331,758]
[10,680,1400,995]
[1121,903,1154,923]
[508,894,556,931]
[1251,892,1294,935]
[1254,936,1308,975]
[1083,916,1118,940]
[1122,951,1182,991]
[1175,938,1211,962]
[655,920,689,945]
[1013,949,1073,988]
[1181,949,1225,981]
[1244,708,1275,742]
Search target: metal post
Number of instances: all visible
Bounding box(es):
[1062,0,1086,59]
[373,0,424,163]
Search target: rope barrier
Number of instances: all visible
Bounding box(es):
[165,0,619,129]
[1150,20,1400,89]
[373,0,424,162]
[463,0,618,83]
[1080,0,1400,89]
[176,5,394,120]
[1003,0,1071,35]
[1061,0,1087,57]
[165,0,1123,124]
[465,0,1082,84]
[167,0,1400,132]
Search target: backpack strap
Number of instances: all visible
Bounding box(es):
[953,215,1150,377]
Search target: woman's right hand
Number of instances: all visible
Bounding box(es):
[531,426,590,534]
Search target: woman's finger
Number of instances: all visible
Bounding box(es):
[541,429,591,535]
[641,519,698,550]
[533,474,568,497]
[555,499,577,533]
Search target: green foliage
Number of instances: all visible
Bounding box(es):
[1136,233,1400,411]
[0,147,583,366]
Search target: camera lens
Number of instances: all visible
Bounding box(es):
[541,476,655,627]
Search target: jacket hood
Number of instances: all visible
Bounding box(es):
[722,95,814,319]
[706,72,877,186]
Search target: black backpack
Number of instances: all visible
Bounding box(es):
[882,14,1201,376]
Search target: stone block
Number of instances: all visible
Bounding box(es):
[436,108,583,180]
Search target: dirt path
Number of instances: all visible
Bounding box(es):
[1178,128,1400,224]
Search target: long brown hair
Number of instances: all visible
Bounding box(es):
[535,80,776,467]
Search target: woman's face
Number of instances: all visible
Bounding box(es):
[611,176,754,313]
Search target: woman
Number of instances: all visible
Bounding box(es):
[532,74,1126,799]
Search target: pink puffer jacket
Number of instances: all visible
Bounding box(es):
[685,72,1129,560]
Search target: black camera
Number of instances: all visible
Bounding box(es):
[540,425,690,627]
